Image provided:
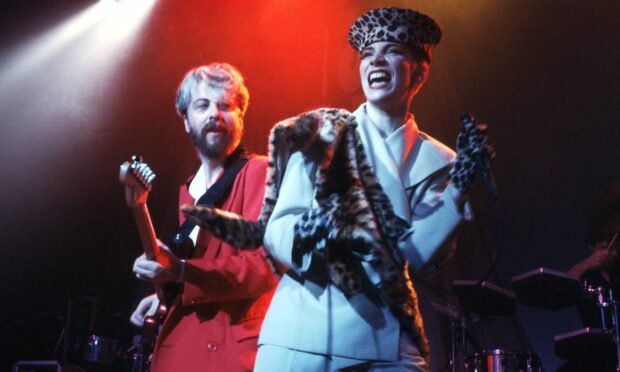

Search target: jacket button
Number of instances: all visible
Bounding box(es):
[206,342,218,352]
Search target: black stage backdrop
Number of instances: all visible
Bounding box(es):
[1,1,619,370]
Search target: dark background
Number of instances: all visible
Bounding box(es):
[1,0,619,370]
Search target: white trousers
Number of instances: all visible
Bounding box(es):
[254,332,429,372]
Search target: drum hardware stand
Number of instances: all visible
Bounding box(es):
[129,311,159,372]
[610,289,620,372]
[432,300,480,372]
[448,312,469,372]
[584,285,610,330]
[49,300,74,365]
[585,285,620,372]
[509,314,543,371]
[520,269,620,369]
[129,335,152,372]
[63,300,73,365]
[452,280,544,371]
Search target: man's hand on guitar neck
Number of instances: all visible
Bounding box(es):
[133,239,185,285]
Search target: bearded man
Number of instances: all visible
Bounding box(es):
[130,63,276,372]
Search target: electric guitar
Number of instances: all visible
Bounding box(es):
[119,156,175,357]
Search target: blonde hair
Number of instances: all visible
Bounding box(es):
[175,63,249,118]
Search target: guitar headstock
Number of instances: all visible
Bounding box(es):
[119,155,156,207]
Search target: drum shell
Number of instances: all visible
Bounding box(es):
[467,349,538,372]
[82,334,120,364]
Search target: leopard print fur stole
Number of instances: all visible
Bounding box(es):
[182,108,429,357]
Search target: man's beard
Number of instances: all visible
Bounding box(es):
[189,123,239,160]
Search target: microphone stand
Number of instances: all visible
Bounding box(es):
[459,114,504,286]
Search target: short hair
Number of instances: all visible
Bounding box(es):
[175,63,249,118]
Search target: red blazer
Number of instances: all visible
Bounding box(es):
[152,157,276,372]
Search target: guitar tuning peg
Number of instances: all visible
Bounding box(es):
[131,155,143,163]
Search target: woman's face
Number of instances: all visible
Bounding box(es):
[359,41,427,108]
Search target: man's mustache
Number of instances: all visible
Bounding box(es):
[201,119,226,135]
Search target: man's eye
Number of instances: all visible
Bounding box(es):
[195,100,209,110]
[218,104,231,111]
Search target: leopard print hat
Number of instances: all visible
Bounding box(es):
[348,7,442,62]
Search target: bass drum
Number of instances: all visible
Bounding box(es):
[467,349,541,372]
[82,334,121,364]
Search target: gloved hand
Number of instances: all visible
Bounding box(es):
[292,208,332,269]
[181,204,264,249]
[449,114,495,193]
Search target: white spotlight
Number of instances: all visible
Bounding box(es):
[0,1,116,87]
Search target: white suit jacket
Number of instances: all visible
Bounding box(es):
[258,104,471,361]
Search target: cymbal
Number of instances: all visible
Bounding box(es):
[511,267,583,310]
[430,300,463,320]
[453,280,516,316]
[554,327,615,360]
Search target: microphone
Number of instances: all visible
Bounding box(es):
[460,113,496,196]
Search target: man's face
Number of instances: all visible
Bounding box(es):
[183,80,243,160]
[359,41,426,107]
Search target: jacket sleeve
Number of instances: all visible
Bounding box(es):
[263,152,317,273]
[398,169,472,272]
[182,248,276,303]
[180,158,278,304]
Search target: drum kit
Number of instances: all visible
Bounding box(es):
[439,279,540,372]
[513,267,619,371]
[80,334,123,368]
[42,298,137,371]
[45,332,148,372]
[442,267,619,372]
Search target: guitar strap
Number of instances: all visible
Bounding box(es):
[171,146,250,258]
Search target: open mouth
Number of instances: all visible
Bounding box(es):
[201,125,226,135]
[368,71,391,88]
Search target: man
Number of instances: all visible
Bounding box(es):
[567,180,620,328]
[130,63,276,371]
[563,181,619,371]
[251,8,490,371]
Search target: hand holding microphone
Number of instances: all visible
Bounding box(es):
[449,113,496,194]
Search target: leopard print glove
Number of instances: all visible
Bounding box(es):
[292,208,365,295]
[449,114,495,193]
[181,205,264,249]
[292,208,331,268]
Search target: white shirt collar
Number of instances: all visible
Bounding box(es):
[188,164,208,201]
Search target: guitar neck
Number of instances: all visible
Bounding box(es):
[131,203,160,260]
